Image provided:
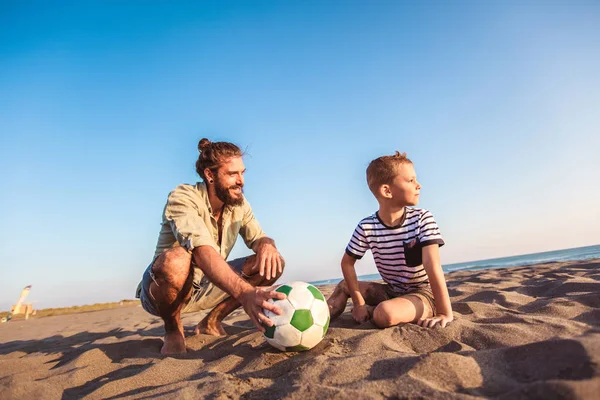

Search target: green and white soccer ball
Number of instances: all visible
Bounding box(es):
[262,281,330,351]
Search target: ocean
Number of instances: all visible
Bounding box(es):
[309,244,600,286]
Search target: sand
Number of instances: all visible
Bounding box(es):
[1,259,599,399]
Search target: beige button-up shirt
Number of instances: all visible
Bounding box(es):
[153,182,266,260]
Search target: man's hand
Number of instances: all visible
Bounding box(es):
[238,286,287,332]
[254,239,284,280]
[352,304,371,323]
[417,313,453,329]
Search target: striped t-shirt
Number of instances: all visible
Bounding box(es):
[345,207,445,294]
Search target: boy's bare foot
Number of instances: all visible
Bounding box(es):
[161,330,187,355]
[195,317,227,336]
[366,305,375,319]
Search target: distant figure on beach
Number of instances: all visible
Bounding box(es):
[327,152,453,329]
[136,139,286,354]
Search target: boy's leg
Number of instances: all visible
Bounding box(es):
[327,280,390,320]
[371,294,433,328]
[145,247,195,355]
[195,254,284,336]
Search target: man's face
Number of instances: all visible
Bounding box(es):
[213,156,246,206]
[388,163,421,206]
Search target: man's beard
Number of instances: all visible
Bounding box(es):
[214,178,244,206]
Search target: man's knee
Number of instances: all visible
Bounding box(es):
[241,255,257,276]
[242,255,285,278]
[152,247,192,288]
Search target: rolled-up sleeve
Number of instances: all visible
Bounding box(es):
[164,185,218,252]
[239,200,266,249]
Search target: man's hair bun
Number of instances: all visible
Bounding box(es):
[198,138,212,153]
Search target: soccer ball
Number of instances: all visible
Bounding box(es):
[262,281,330,351]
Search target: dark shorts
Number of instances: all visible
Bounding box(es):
[384,285,436,317]
[136,256,247,317]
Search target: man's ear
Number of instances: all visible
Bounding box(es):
[379,184,392,199]
[204,168,214,183]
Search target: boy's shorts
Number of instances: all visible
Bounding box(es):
[385,285,436,317]
[136,256,248,317]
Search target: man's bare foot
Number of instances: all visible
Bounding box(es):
[195,317,227,336]
[161,330,187,355]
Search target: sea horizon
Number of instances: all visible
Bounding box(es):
[3,244,598,312]
[309,244,600,286]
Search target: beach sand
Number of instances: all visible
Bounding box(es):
[1,259,599,399]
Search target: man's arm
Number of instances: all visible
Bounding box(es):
[237,200,283,280]
[193,245,252,299]
[251,237,284,280]
[419,244,453,328]
[192,245,285,331]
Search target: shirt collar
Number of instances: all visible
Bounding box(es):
[196,182,212,213]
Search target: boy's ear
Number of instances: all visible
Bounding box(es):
[379,184,392,199]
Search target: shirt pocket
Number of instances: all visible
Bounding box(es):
[403,238,423,267]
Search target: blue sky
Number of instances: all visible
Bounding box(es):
[1,1,599,310]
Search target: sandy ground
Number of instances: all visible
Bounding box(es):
[1,259,600,399]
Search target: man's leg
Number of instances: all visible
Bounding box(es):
[147,247,194,355]
[327,280,390,320]
[371,295,433,328]
[195,254,285,336]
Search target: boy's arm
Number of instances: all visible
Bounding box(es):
[341,253,370,322]
[419,244,453,328]
[341,253,364,305]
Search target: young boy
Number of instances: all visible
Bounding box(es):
[327,151,453,329]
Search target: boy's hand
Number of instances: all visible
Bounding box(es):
[417,313,453,329]
[352,304,371,323]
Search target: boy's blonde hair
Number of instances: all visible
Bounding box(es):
[366,151,413,196]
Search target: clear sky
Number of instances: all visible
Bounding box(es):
[1,1,599,310]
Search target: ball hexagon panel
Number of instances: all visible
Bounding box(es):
[287,286,315,310]
[300,324,325,349]
[288,281,309,290]
[264,298,295,326]
[310,299,329,327]
[273,323,302,348]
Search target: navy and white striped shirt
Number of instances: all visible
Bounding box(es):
[345,207,444,294]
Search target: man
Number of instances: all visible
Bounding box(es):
[136,138,286,354]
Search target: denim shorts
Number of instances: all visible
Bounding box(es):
[136,256,247,317]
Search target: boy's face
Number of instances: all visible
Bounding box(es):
[381,163,421,207]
